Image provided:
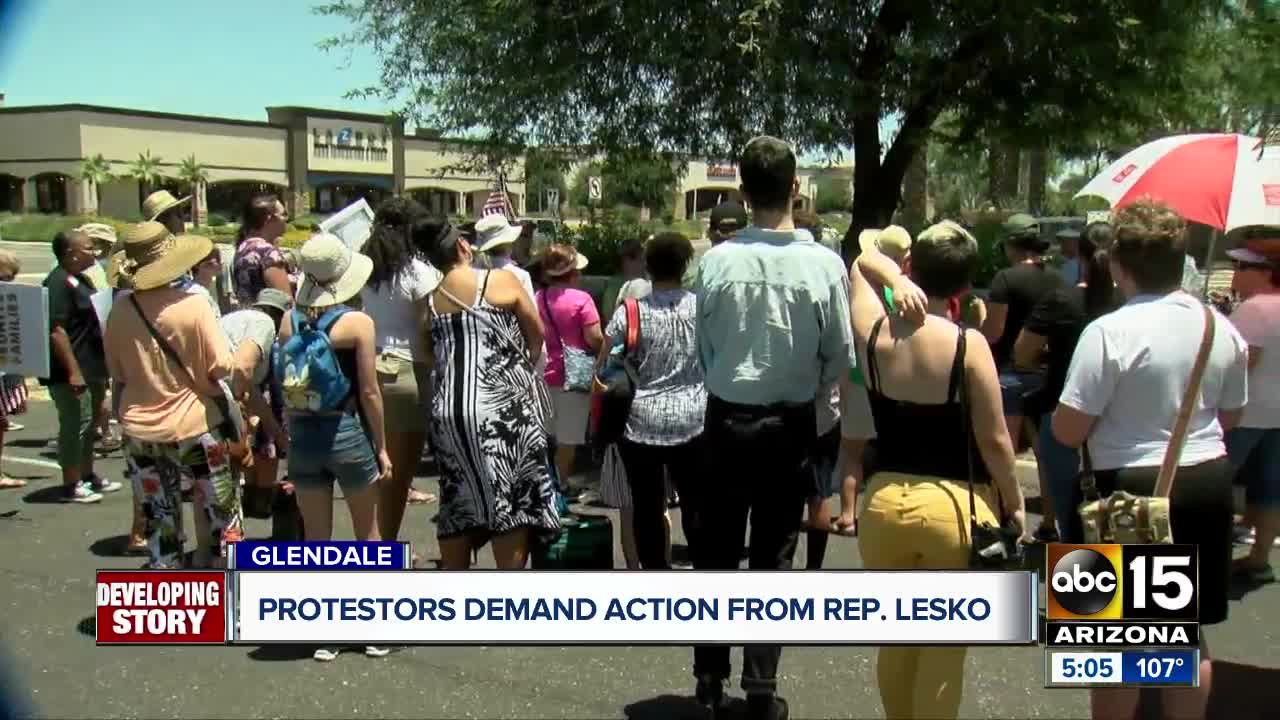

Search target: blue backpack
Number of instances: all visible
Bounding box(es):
[275,307,353,413]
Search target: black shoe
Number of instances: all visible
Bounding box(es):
[695,675,725,716]
[746,694,788,720]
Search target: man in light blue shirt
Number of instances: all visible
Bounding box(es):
[689,136,854,720]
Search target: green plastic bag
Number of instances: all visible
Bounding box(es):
[531,514,614,569]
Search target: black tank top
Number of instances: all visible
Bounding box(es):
[864,317,992,484]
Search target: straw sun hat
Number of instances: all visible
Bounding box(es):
[295,232,373,308]
[142,190,191,222]
[111,221,213,291]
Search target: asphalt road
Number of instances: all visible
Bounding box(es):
[2,240,57,283]
[4,393,1280,719]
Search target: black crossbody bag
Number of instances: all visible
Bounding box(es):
[957,328,1025,569]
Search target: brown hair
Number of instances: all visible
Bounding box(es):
[1111,199,1187,293]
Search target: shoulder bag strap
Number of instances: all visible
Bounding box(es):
[954,326,981,528]
[538,291,566,346]
[130,294,201,391]
[623,297,641,355]
[1154,304,1216,498]
[437,284,528,361]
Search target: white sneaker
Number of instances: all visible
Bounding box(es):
[313,647,340,662]
[365,646,391,658]
[61,482,103,504]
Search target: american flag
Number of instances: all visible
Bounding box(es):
[481,173,515,220]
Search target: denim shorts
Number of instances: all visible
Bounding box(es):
[287,414,379,496]
[998,369,1044,417]
[1226,427,1280,509]
[807,427,841,500]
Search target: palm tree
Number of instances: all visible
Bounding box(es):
[78,154,112,214]
[128,150,165,208]
[176,154,209,226]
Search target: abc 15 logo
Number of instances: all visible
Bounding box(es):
[1046,544,1198,621]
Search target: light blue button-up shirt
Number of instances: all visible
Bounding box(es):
[694,226,855,406]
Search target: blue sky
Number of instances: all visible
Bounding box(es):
[0,0,384,121]
[0,0,854,164]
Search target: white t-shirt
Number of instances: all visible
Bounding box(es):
[360,259,442,360]
[1230,293,1280,428]
[1059,291,1248,470]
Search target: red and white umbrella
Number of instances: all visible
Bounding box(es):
[1075,133,1280,233]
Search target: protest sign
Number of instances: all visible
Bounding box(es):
[318,199,375,251]
[0,282,50,377]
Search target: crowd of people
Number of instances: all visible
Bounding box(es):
[0,132,1274,720]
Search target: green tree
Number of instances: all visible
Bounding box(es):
[814,175,851,214]
[524,148,569,214]
[599,151,680,214]
[567,154,680,214]
[78,154,112,214]
[127,150,165,206]
[176,155,209,225]
[321,0,1222,258]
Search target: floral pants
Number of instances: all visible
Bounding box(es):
[125,432,243,569]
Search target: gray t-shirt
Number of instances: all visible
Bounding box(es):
[219,309,278,386]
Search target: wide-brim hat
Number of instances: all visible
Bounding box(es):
[295,232,374,307]
[75,223,118,251]
[116,221,213,291]
[142,190,191,222]
[543,248,589,277]
[475,214,523,253]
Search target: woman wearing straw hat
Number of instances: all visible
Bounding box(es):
[142,190,191,235]
[104,222,240,568]
[536,243,603,495]
[277,233,391,544]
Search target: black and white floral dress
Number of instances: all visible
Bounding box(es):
[429,269,560,542]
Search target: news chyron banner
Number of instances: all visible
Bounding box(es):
[1043,544,1201,689]
[98,541,1040,646]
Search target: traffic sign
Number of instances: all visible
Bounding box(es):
[588,177,602,202]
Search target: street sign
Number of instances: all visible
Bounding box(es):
[588,176,602,202]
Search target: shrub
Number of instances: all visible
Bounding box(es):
[556,210,649,277]
[280,228,312,248]
[0,213,131,243]
[206,213,230,227]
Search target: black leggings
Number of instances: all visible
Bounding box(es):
[617,436,705,570]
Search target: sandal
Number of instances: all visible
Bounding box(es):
[125,536,148,555]
[0,476,27,489]
[407,487,437,505]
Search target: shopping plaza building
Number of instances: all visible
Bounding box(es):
[0,102,821,222]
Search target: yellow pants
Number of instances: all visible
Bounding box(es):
[858,472,1000,720]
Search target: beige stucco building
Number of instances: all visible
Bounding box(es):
[0,103,525,222]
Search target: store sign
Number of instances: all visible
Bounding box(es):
[707,164,737,180]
